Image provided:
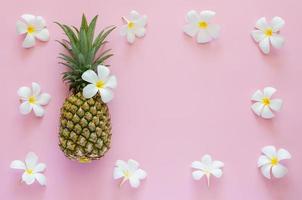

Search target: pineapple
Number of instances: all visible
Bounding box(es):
[56,15,116,163]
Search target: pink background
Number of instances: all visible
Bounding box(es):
[1,0,302,199]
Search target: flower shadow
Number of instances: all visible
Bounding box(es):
[9,173,46,199]
[253,114,279,134]
[258,171,291,200]
[260,48,286,68]
[190,175,224,200]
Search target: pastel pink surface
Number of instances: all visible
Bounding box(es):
[0,0,302,199]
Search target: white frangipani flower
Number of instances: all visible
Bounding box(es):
[258,146,291,179]
[10,152,47,186]
[251,87,283,119]
[16,14,50,48]
[191,154,224,186]
[18,82,51,117]
[251,17,285,54]
[183,10,220,44]
[113,159,147,188]
[120,10,147,44]
[81,65,117,103]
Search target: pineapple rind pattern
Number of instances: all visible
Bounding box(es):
[59,92,112,161]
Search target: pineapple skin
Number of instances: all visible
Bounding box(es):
[59,92,112,162]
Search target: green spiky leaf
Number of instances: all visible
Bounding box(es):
[56,14,116,92]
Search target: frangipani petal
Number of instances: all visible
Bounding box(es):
[35,173,46,185]
[25,152,38,169]
[183,24,199,37]
[99,88,114,103]
[211,168,223,178]
[113,168,124,179]
[127,32,136,44]
[128,159,139,171]
[262,146,277,159]
[135,169,147,179]
[258,155,270,167]
[186,10,200,23]
[255,17,269,31]
[35,16,46,30]
[135,27,146,38]
[20,102,32,115]
[259,37,270,54]
[34,163,46,173]
[83,84,98,99]
[261,164,272,179]
[269,99,282,111]
[97,65,110,80]
[207,24,220,39]
[251,102,264,116]
[261,106,274,119]
[16,20,28,34]
[32,104,45,117]
[129,10,140,21]
[197,29,212,43]
[22,34,36,48]
[201,154,212,165]
[32,82,41,96]
[137,15,147,27]
[251,30,266,43]
[277,149,291,160]
[105,76,117,89]
[129,176,140,188]
[18,87,31,99]
[116,160,128,170]
[192,171,205,180]
[35,29,50,41]
[272,164,287,178]
[191,161,204,170]
[81,70,99,84]
[200,10,216,22]
[271,16,285,32]
[251,90,264,101]
[22,172,36,185]
[37,93,51,105]
[21,14,35,24]
[120,25,128,36]
[270,35,284,49]
[10,160,26,170]
[212,160,224,168]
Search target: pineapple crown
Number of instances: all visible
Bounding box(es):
[56,14,116,92]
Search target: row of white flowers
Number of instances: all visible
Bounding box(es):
[16,12,285,55]
[11,146,291,187]
[120,10,285,55]
[18,72,282,120]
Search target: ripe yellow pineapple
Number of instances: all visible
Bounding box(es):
[56,15,116,163]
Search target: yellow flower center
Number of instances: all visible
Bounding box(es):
[96,80,105,89]
[271,157,279,166]
[27,25,36,34]
[198,21,208,29]
[26,169,33,174]
[123,170,132,178]
[262,97,270,106]
[128,21,135,29]
[264,28,273,37]
[28,96,37,104]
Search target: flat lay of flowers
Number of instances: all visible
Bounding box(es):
[2,0,302,199]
